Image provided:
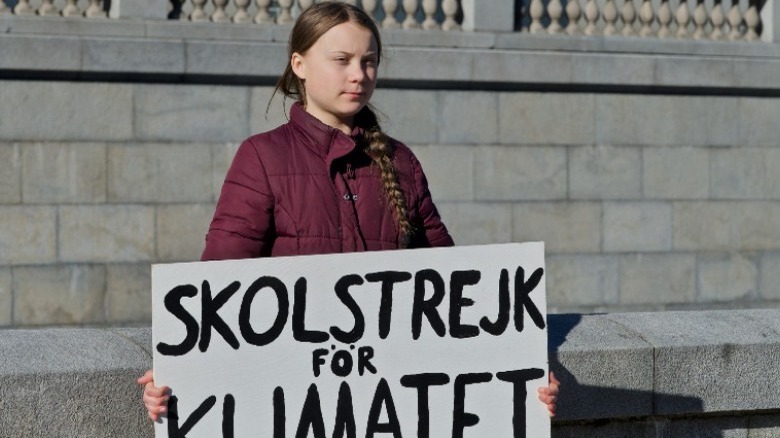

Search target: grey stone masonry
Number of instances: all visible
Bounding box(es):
[3,309,780,437]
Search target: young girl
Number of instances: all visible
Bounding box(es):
[139,0,558,421]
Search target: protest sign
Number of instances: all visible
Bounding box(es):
[151,242,549,438]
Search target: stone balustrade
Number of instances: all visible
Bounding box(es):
[0,0,775,41]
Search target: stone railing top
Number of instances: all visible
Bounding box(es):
[1,309,779,436]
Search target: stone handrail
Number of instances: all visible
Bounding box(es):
[1,309,779,436]
[2,0,777,41]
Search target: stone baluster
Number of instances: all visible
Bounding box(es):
[566,0,583,35]
[343,0,358,5]
[743,0,759,40]
[622,0,637,36]
[548,0,565,33]
[362,0,378,19]
[190,0,209,21]
[676,0,691,38]
[402,0,420,28]
[212,0,229,22]
[254,0,272,23]
[727,0,743,40]
[382,0,400,28]
[584,0,600,35]
[234,0,251,23]
[0,0,8,15]
[529,0,545,33]
[13,0,34,15]
[603,0,618,35]
[85,0,106,17]
[62,0,81,16]
[278,0,294,24]
[638,0,655,36]
[442,0,460,30]
[422,0,438,29]
[38,0,59,16]
[657,0,672,37]
[298,0,314,12]
[692,0,708,39]
[710,0,725,39]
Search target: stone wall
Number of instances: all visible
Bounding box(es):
[2,309,779,437]
[2,20,780,326]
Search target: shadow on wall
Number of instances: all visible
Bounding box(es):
[545,314,730,437]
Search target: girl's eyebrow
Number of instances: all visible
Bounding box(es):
[326,50,378,57]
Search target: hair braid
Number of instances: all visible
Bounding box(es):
[357,107,413,248]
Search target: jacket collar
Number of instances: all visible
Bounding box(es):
[289,102,362,167]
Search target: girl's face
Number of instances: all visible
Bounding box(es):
[291,21,379,134]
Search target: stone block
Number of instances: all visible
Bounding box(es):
[734,60,780,92]
[0,328,152,437]
[643,146,709,199]
[380,47,471,81]
[738,98,780,147]
[654,56,735,88]
[371,89,438,144]
[569,145,641,200]
[408,145,473,202]
[212,142,242,201]
[82,37,184,74]
[0,268,10,327]
[711,148,780,199]
[22,142,106,203]
[546,255,619,308]
[156,204,214,262]
[673,202,734,251]
[674,202,780,251]
[608,310,780,414]
[434,202,511,245]
[698,253,758,302]
[106,264,152,324]
[185,41,287,77]
[603,202,672,252]
[595,94,738,146]
[758,253,780,301]
[470,51,573,84]
[0,81,133,141]
[0,143,21,203]
[475,146,567,201]
[513,202,601,253]
[618,254,696,305]
[549,313,654,420]
[571,53,655,86]
[13,265,106,326]
[107,143,213,203]
[0,34,81,71]
[59,205,155,262]
[382,28,496,48]
[0,206,56,265]
[499,93,596,145]
[249,87,292,137]
[439,92,498,144]
[460,0,514,31]
[133,84,250,142]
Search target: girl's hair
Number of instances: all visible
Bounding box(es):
[272,1,413,247]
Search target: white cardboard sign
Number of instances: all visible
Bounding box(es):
[152,242,549,438]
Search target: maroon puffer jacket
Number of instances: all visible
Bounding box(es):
[201,103,453,260]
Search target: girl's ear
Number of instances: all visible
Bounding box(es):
[291,53,306,80]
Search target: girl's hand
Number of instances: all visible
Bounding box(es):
[137,369,170,422]
[536,371,560,417]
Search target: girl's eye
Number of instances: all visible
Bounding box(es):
[334,58,348,64]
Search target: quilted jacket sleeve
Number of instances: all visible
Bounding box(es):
[201,138,275,261]
[410,152,455,248]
